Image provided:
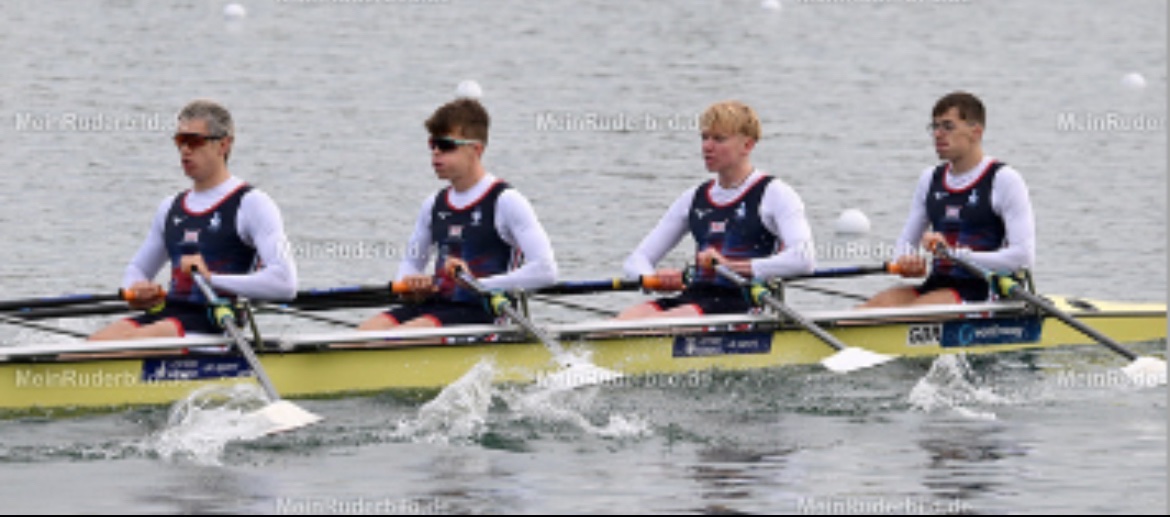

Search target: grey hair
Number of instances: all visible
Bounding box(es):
[177,99,234,138]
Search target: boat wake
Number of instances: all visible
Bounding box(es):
[141,384,276,465]
[389,357,649,445]
[908,354,1009,420]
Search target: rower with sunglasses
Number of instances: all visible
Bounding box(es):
[89,99,297,340]
[356,97,557,331]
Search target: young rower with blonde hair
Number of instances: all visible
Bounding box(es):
[618,100,816,319]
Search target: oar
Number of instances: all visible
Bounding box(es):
[454,270,571,364]
[453,269,623,386]
[714,264,896,373]
[792,262,900,280]
[0,313,89,338]
[190,270,322,434]
[933,244,1167,386]
[0,292,123,313]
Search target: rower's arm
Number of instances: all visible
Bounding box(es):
[969,167,1035,272]
[210,190,298,301]
[480,190,557,291]
[753,181,815,279]
[893,167,935,258]
[121,197,172,289]
[622,189,693,278]
[394,195,435,280]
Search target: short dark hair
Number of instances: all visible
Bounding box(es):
[932,91,985,126]
[425,98,490,144]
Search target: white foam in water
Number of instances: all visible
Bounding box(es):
[503,384,651,438]
[908,354,1006,420]
[391,355,647,443]
[391,358,497,443]
[144,384,274,465]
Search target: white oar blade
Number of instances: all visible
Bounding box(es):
[821,347,897,373]
[1121,356,1167,387]
[248,400,323,436]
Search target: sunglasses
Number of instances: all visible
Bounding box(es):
[173,132,226,149]
[428,136,480,153]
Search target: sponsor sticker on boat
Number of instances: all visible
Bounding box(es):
[906,317,1042,348]
[672,332,773,357]
[141,356,253,382]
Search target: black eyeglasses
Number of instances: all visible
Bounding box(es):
[428,136,480,153]
[174,132,226,149]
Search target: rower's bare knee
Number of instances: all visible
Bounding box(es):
[616,303,660,320]
[909,289,961,306]
[88,320,179,341]
[358,313,397,331]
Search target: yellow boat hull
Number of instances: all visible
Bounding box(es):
[1,297,1164,414]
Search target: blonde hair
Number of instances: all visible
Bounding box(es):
[700,101,760,141]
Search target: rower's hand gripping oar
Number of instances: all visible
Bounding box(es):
[188,267,322,434]
[713,263,896,373]
[931,243,1167,386]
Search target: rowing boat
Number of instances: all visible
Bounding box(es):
[1,294,1163,414]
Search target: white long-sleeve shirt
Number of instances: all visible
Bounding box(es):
[623,170,816,279]
[396,173,558,291]
[122,176,298,300]
[894,156,1035,273]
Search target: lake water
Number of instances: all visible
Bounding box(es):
[0,0,1166,514]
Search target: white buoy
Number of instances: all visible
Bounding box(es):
[455,80,483,99]
[1121,72,1147,90]
[223,3,247,20]
[835,208,871,236]
[761,0,781,11]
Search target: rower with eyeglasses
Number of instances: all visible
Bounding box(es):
[88,99,298,341]
[861,91,1036,307]
[353,97,558,333]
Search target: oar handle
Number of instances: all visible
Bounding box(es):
[793,262,901,279]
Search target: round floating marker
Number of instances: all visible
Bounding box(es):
[761,0,781,11]
[456,80,483,99]
[224,3,247,20]
[835,208,871,236]
[1121,72,1147,90]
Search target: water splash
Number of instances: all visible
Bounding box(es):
[142,384,275,465]
[908,354,1006,420]
[389,357,649,444]
[389,359,497,444]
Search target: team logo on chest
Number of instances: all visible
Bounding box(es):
[448,225,463,240]
[183,229,201,245]
[735,202,746,220]
[710,220,727,234]
[945,205,962,220]
[471,208,483,226]
[967,189,980,206]
[208,212,222,232]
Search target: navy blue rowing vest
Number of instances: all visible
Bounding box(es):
[925,161,1006,278]
[688,175,779,287]
[430,181,519,303]
[163,184,257,303]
